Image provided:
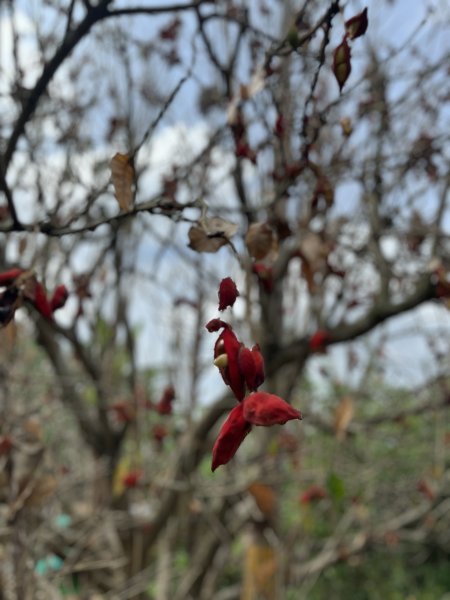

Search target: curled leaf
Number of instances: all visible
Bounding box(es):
[205,318,228,332]
[188,216,238,253]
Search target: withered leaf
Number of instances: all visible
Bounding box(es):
[245,222,278,261]
[334,395,354,441]
[111,152,134,211]
[248,481,277,518]
[188,216,238,253]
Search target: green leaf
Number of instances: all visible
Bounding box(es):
[326,472,346,503]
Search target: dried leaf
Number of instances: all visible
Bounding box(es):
[26,475,57,507]
[345,7,368,40]
[188,216,238,253]
[248,482,277,518]
[111,152,134,211]
[333,38,352,92]
[245,222,278,260]
[334,395,354,441]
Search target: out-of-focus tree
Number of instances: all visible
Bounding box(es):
[0,0,450,598]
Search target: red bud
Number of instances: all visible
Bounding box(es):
[212,403,252,471]
[243,391,302,426]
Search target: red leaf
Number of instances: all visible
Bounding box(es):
[274,114,285,137]
[218,277,239,311]
[33,282,53,320]
[110,401,135,423]
[238,345,265,391]
[0,268,23,287]
[416,479,435,501]
[206,318,228,332]
[300,484,327,505]
[309,330,332,353]
[0,435,13,456]
[250,345,265,389]
[153,423,168,443]
[345,7,368,40]
[252,263,274,292]
[333,38,352,92]
[50,284,69,312]
[212,403,252,471]
[238,346,256,389]
[243,392,302,426]
[156,386,175,415]
[122,470,143,488]
[215,328,245,401]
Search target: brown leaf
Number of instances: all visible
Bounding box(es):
[245,222,278,260]
[345,7,368,40]
[25,475,57,507]
[248,481,277,518]
[111,152,134,211]
[188,216,238,253]
[333,38,352,92]
[299,232,331,292]
[334,396,354,441]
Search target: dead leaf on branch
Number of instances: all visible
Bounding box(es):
[110,152,134,211]
[247,481,277,518]
[188,216,238,253]
[334,395,354,441]
[245,222,278,261]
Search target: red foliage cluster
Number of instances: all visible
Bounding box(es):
[207,278,302,471]
[122,470,143,489]
[299,484,327,505]
[155,385,175,415]
[0,268,68,326]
